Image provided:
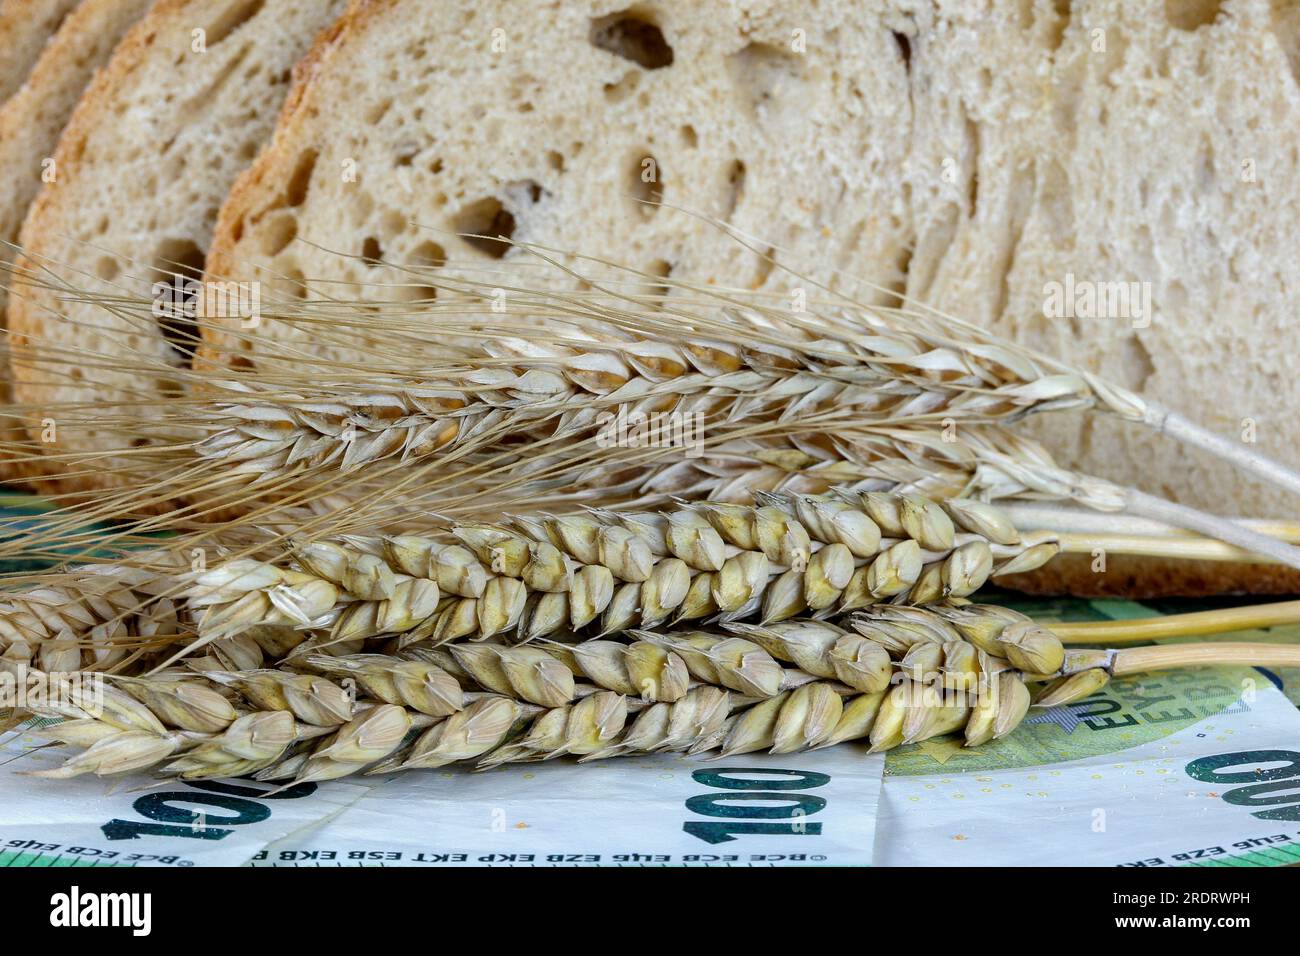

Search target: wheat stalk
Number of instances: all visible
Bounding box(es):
[26,590,1300,782]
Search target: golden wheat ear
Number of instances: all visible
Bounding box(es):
[617,205,1300,505]
[21,599,1300,781]
[10,489,1300,685]
[179,345,1300,567]
[198,232,1300,558]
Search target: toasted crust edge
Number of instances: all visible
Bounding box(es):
[999,554,1300,600]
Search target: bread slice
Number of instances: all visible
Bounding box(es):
[0,0,153,486]
[900,0,1300,595]
[914,0,1300,521]
[7,0,347,494]
[0,0,81,104]
[201,0,926,370]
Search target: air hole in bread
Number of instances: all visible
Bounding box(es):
[1165,0,1222,31]
[1046,0,1070,51]
[546,150,566,172]
[284,149,319,207]
[1120,335,1156,392]
[152,239,205,280]
[156,378,182,400]
[362,236,384,264]
[589,10,674,69]
[149,239,206,367]
[261,214,298,256]
[727,43,803,115]
[453,198,516,258]
[277,266,308,301]
[206,0,266,46]
[892,32,911,71]
[680,125,698,148]
[887,244,912,306]
[604,70,641,103]
[644,258,673,306]
[752,246,776,288]
[94,256,120,281]
[721,159,745,220]
[410,240,447,268]
[397,284,437,303]
[965,117,980,214]
[630,153,664,212]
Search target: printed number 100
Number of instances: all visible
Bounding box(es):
[682,768,829,845]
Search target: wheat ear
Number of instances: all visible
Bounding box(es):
[181,492,1064,653]
[27,590,1300,781]
[0,569,181,674]
[11,489,1300,676]
[174,296,1300,564]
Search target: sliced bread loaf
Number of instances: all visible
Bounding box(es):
[0,0,153,486]
[7,0,347,494]
[11,0,1299,597]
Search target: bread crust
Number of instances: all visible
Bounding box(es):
[1000,554,1300,600]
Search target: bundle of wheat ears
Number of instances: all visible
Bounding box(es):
[5,247,1300,782]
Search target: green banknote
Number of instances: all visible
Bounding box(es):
[877,594,1300,866]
